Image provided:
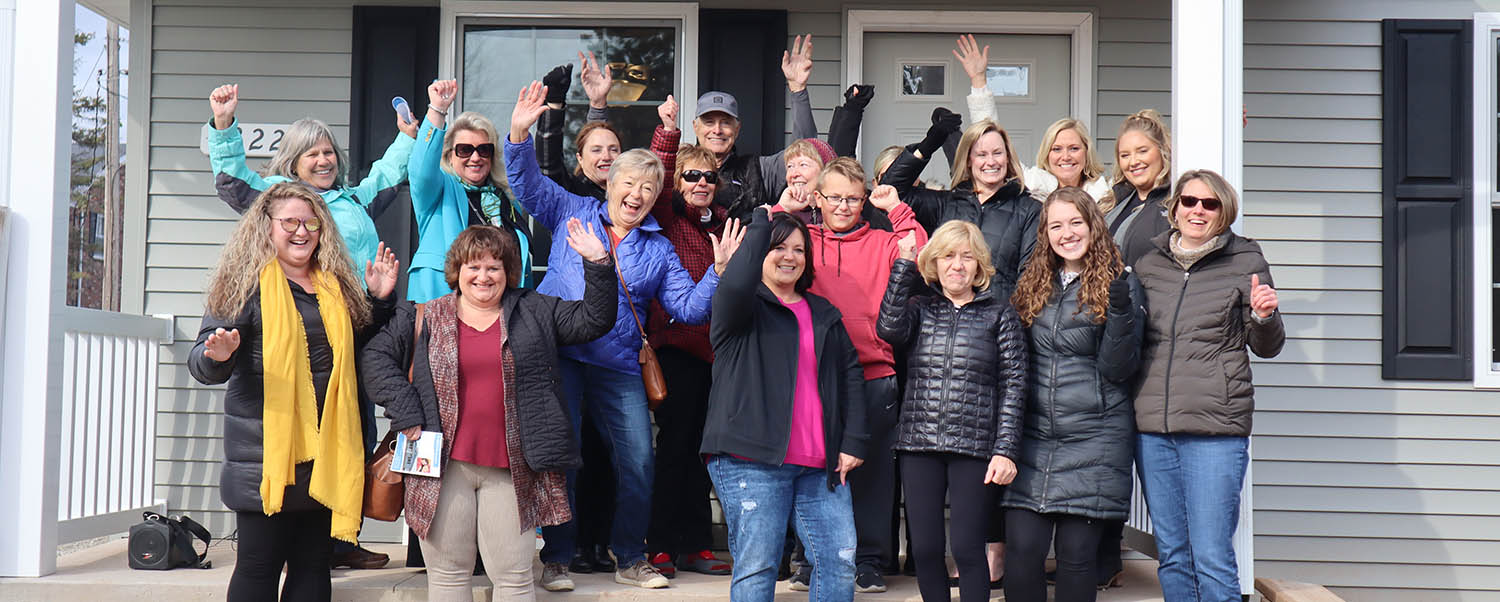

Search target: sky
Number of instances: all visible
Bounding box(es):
[72,4,129,145]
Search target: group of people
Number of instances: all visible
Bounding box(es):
[190,32,1284,602]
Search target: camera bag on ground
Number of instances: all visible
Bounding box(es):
[128,511,212,570]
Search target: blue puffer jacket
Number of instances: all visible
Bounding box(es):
[505,135,719,374]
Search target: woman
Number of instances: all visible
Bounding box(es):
[506,80,743,590]
[207,83,416,283]
[876,220,1027,602]
[701,209,867,602]
[189,183,399,601]
[407,79,540,300]
[1003,188,1145,602]
[1108,109,1174,266]
[1133,170,1284,601]
[360,222,617,601]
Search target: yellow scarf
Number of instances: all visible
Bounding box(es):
[258,260,363,543]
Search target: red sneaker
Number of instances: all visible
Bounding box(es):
[649,552,677,578]
[677,549,732,575]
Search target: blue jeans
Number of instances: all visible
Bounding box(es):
[708,455,856,602]
[540,358,654,565]
[1136,433,1248,602]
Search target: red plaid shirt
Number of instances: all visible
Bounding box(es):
[646,125,721,363]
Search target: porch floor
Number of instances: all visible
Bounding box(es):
[1,539,1164,601]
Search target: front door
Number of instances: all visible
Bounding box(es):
[862,32,1072,187]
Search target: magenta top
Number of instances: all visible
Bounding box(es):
[780,297,826,469]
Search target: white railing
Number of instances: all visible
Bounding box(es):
[54,307,173,543]
[1123,441,1256,596]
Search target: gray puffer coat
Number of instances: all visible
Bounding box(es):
[1002,272,1145,520]
[876,259,1027,461]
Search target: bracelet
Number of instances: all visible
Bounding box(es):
[428,104,449,117]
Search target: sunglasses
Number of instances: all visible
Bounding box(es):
[454,143,495,159]
[681,169,719,184]
[1178,195,1222,211]
[275,216,322,233]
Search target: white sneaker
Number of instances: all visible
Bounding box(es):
[540,562,575,592]
[616,559,671,589]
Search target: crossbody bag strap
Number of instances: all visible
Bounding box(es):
[611,247,649,339]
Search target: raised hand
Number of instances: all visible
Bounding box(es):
[984,454,1017,485]
[777,183,814,213]
[565,218,608,263]
[579,51,613,109]
[843,84,874,111]
[209,84,239,130]
[509,81,549,143]
[782,34,815,93]
[953,34,990,89]
[542,63,573,107]
[869,184,900,211]
[203,327,241,362]
[710,217,748,275]
[1108,271,1132,313]
[917,107,962,159]
[365,242,400,299]
[897,232,917,261]
[428,79,457,114]
[658,94,679,131]
[1250,273,1278,319]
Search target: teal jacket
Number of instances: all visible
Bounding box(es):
[207,118,415,283]
[405,117,535,302]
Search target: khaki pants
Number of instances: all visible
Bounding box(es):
[418,460,536,601]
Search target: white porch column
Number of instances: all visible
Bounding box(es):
[0,0,73,577]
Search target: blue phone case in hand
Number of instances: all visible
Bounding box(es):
[392,96,415,125]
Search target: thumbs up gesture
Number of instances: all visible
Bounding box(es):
[1250,273,1278,319]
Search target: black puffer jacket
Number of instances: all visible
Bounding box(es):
[359,258,617,472]
[881,149,1041,298]
[188,285,392,513]
[1003,273,1145,520]
[1106,180,1172,268]
[876,259,1027,460]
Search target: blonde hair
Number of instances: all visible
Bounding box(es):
[675,144,718,179]
[1011,187,1122,326]
[203,182,371,327]
[1036,119,1104,186]
[872,145,904,185]
[606,149,664,195]
[1169,169,1240,237]
[1111,109,1173,192]
[815,156,867,193]
[262,118,349,189]
[917,220,996,292]
[952,120,1025,191]
[441,111,508,192]
[784,139,825,168]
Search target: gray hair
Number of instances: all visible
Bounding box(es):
[441,111,508,191]
[606,149,664,194]
[261,118,349,189]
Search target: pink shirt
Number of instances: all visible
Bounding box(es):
[780,297,826,469]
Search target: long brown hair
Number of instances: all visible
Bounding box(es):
[203,182,371,327]
[1012,187,1122,326]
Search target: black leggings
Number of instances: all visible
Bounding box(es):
[228,509,333,602]
[1003,508,1104,602]
[900,452,995,602]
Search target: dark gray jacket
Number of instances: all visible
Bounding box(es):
[1003,273,1145,520]
[876,259,1027,460]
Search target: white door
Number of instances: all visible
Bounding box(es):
[862,32,1071,187]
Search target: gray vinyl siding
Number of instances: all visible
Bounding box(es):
[1245,1,1500,600]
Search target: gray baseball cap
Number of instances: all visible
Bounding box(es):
[695,91,740,120]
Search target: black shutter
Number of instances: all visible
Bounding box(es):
[1381,20,1473,380]
[698,10,788,156]
[349,6,439,300]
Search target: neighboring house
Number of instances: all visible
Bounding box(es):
[4,0,1499,598]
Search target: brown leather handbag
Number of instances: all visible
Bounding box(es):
[363,304,425,521]
[613,253,668,409]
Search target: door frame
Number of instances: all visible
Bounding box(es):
[844,9,1095,133]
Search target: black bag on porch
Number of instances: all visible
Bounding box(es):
[128,511,212,570]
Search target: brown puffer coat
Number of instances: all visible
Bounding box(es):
[1133,230,1285,436]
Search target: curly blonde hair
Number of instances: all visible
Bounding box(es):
[1012,187,1122,326]
[203,182,371,327]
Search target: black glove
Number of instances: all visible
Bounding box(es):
[1108,272,1132,314]
[917,107,962,158]
[542,64,573,106]
[843,84,875,111]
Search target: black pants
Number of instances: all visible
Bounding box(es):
[850,376,900,570]
[1003,508,1105,602]
[901,452,995,602]
[646,347,715,555]
[575,410,616,554]
[229,509,333,602]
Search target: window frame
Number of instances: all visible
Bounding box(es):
[1472,13,1500,387]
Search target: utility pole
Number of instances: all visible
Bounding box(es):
[102,21,120,311]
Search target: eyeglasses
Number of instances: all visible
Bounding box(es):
[816,192,866,207]
[1178,195,1222,211]
[454,143,495,159]
[681,169,719,184]
[275,217,322,233]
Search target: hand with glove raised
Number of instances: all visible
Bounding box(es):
[917,107,962,159]
[843,84,875,112]
[1108,270,1133,314]
[542,63,573,108]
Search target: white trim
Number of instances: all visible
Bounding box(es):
[1472,12,1500,388]
[120,0,148,315]
[439,1,699,136]
[844,9,1095,133]
[1171,0,1244,225]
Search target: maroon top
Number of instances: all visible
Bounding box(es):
[451,319,508,469]
[646,124,723,363]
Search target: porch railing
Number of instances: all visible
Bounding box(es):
[54,307,173,543]
[1123,442,1256,596]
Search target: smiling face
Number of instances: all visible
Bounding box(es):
[607,168,658,231]
[269,197,320,270]
[1117,130,1164,196]
[1174,178,1223,249]
[694,112,740,157]
[761,227,807,292]
[295,138,339,190]
[935,242,980,300]
[677,158,718,209]
[968,131,1009,190]
[785,154,821,189]
[457,253,505,309]
[816,172,866,233]
[1045,198,1091,272]
[449,129,492,186]
[1047,128,1087,188]
[577,128,622,187]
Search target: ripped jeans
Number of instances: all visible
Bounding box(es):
[708,455,856,602]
